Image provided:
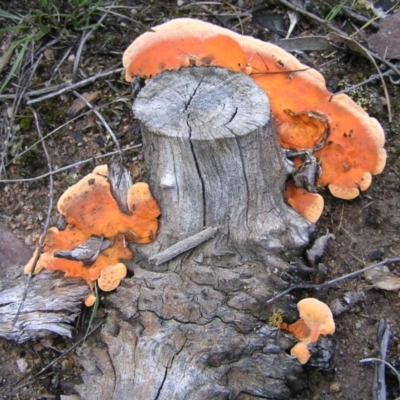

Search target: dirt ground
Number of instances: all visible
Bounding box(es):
[0,1,400,399]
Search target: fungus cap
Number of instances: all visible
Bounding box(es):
[57,165,160,243]
[98,263,127,291]
[296,298,335,342]
[281,298,335,364]
[290,341,311,364]
[123,18,248,81]
[286,184,324,223]
[84,293,97,307]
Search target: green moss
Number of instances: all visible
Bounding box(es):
[38,102,67,127]
[18,108,33,131]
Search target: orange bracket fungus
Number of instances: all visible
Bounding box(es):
[25,164,160,305]
[123,18,386,222]
[280,298,335,364]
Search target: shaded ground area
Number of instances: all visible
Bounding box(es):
[0,1,400,399]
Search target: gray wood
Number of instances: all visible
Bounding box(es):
[148,226,219,265]
[0,223,89,344]
[0,266,88,344]
[76,67,314,399]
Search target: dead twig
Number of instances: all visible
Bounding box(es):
[72,90,121,155]
[342,6,380,30]
[350,1,399,37]
[149,227,220,265]
[266,257,400,304]
[335,67,400,95]
[0,145,140,183]
[2,98,131,171]
[8,66,124,104]
[277,0,400,121]
[277,0,400,77]
[12,107,54,327]
[72,5,113,81]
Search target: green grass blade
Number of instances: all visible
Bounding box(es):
[0,38,29,95]
[81,282,100,345]
[0,8,21,21]
[0,26,29,33]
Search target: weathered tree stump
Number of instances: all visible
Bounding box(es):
[76,67,315,399]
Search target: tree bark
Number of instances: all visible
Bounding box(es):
[76,67,314,399]
[0,223,88,344]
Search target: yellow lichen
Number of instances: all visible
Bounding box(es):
[268,309,284,328]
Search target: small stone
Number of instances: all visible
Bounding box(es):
[33,342,43,352]
[61,359,70,370]
[68,54,76,63]
[16,358,29,373]
[24,235,34,246]
[329,382,342,394]
[370,249,384,261]
[355,321,363,329]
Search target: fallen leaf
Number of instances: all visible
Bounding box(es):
[67,91,100,116]
[364,265,400,291]
[369,10,400,59]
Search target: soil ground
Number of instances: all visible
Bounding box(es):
[0,1,399,399]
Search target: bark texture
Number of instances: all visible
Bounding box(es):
[0,223,88,344]
[76,67,314,399]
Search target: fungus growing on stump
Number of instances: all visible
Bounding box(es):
[24,164,160,304]
[123,18,386,219]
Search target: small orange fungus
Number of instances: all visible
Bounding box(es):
[280,298,335,364]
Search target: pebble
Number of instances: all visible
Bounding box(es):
[68,54,76,63]
[24,235,34,246]
[329,382,342,394]
[16,358,29,373]
[355,321,363,329]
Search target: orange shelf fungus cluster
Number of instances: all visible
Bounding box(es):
[25,165,160,306]
[280,298,335,364]
[123,18,386,222]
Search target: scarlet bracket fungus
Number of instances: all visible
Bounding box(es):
[280,298,335,364]
[25,165,160,305]
[286,183,324,224]
[58,166,160,243]
[123,18,386,220]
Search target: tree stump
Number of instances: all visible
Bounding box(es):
[76,67,315,399]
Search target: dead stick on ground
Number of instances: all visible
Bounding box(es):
[0,145,141,184]
[18,67,124,104]
[72,90,121,154]
[149,227,220,265]
[12,108,55,326]
[72,4,113,81]
[266,257,400,304]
